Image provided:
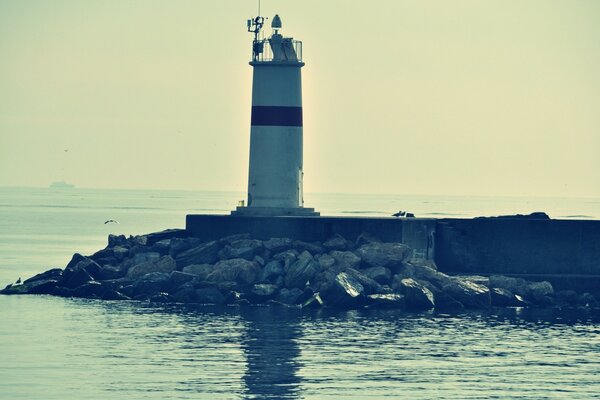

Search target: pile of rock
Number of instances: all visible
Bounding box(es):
[2,230,597,310]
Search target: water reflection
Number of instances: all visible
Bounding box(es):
[239,306,303,400]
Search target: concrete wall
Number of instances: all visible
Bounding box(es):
[186,215,436,259]
[435,218,600,276]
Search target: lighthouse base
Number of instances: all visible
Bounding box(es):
[231,206,320,217]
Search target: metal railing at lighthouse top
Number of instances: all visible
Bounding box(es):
[251,39,303,63]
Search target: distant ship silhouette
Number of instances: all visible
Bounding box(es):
[49,181,75,189]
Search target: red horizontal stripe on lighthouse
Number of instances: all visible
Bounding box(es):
[251,106,303,127]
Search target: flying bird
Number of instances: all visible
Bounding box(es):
[104,219,119,224]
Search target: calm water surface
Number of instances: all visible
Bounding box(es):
[1,187,599,399]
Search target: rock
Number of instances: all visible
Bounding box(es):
[311,270,337,294]
[488,275,528,297]
[355,232,381,247]
[169,237,204,257]
[108,234,128,247]
[248,284,278,303]
[408,258,438,271]
[284,251,321,289]
[441,278,490,309]
[345,268,381,295]
[253,255,265,267]
[578,292,597,307]
[166,271,196,290]
[411,265,453,289]
[207,258,261,285]
[323,234,349,251]
[131,272,170,298]
[555,290,579,305]
[129,235,148,246]
[23,268,63,284]
[126,251,161,269]
[151,239,172,255]
[182,264,214,280]
[101,289,130,301]
[195,287,225,304]
[355,242,412,269]
[315,254,336,270]
[127,256,177,280]
[175,241,221,267]
[149,293,174,303]
[218,233,251,245]
[263,237,293,253]
[293,240,324,255]
[526,281,554,303]
[325,272,365,307]
[366,293,405,309]
[95,265,126,280]
[276,288,304,305]
[1,278,59,295]
[258,260,284,283]
[363,266,392,285]
[490,287,526,307]
[302,292,324,308]
[61,267,95,289]
[399,278,435,310]
[112,246,129,261]
[329,251,361,270]
[72,281,105,298]
[431,288,465,310]
[171,283,197,303]
[218,239,264,261]
[273,249,299,270]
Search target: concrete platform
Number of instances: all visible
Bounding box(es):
[230,206,320,217]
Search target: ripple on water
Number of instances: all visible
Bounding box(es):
[0,297,599,399]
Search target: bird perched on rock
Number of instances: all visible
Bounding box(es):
[104,219,119,224]
[16,277,22,284]
[392,211,406,217]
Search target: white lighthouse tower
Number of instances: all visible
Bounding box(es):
[233,14,319,216]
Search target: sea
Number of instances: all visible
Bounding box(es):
[1,186,599,399]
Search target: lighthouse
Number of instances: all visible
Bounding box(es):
[232,14,319,217]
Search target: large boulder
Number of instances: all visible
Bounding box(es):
[398,278,435,310]
[366,293,405,309]
[72,281,106,298]
[247,284,278,303]
[273,249,299,271]
[488,275,528,297]
[258,260,284,283]
[526,281,554,304]
[323,234,350,251]
[411,264,452,289]
[490,287,526,307]
[329,251,361,270]
[355,242,412,269]
[175,241,221,267]
[127,256,177,280]
[263,237,293,253]
[207,258,261,285]
[284,251,321,289]
[441,278,490,309]
[182,264,214,280]
[218,239,264,261]
[292,240,324,255]
[345,268,382,295]
[363,266,392,285]
[355,232,381,247]
[315,254,336,270]
[195,287,225,304]
[325,272,365,307]
[23,268,63,284]
[166,271,196,291]
[95,264,127,280]
[276,288,305,305]
[130,272,170,298]
[168,237,204,257]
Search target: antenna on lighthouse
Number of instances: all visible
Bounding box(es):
[247,1,266,61]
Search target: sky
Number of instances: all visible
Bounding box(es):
[1,0,599,197]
